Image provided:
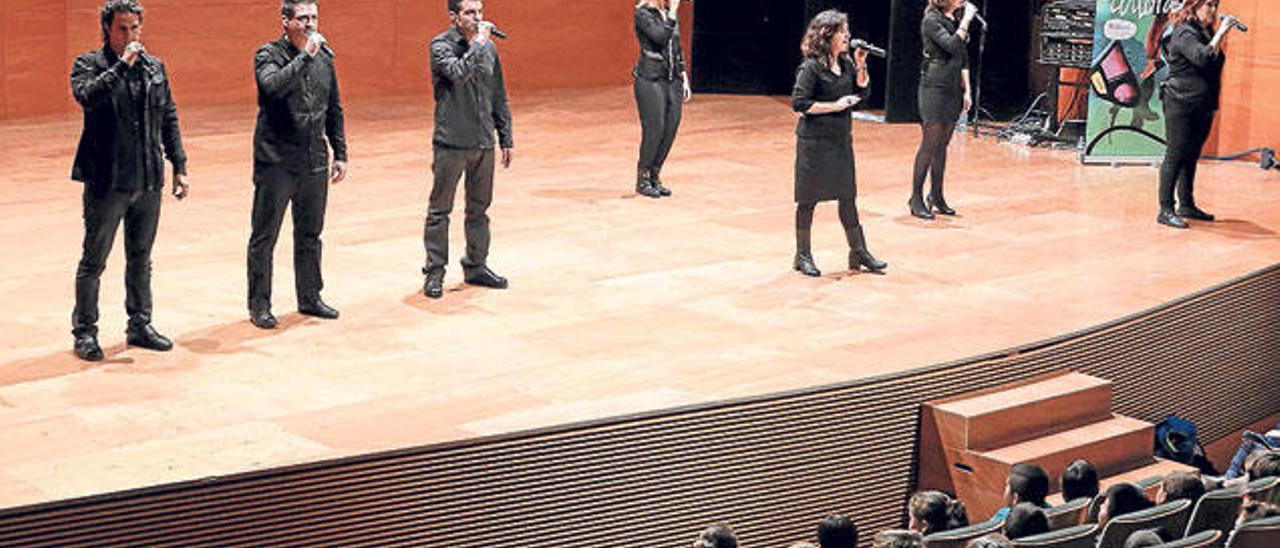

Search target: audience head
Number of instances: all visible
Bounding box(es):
[817,514,859,548]
[692,524,738,548]
[1246,451,1280,481]
[965,533,1014,548]
[1002,502,1050,540]
[1123,529,1164,548]
[871,530,925,548]
[1158,471,1206,505]
[1004,463,1050,507]
[908,490,968,534]
[1098,483,1155,526]
[1061,459,1100,502]
[1237,501,1280,527]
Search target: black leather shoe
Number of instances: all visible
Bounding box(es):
[1157,210,1189,229]
[249,308,277,329]
[424,270,445,299]
[126,324,173,351]
[298,298,340,319]
[909,198,935,220]
[74,334,104,361]
[1176,205,1215,222]
[464,265,509,289]
[927,195,957,216]
[850,250,888,274]
[652,176,673,197]
[793,253,822,277]
[636,180,662,198]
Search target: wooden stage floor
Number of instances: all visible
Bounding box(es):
[1,86,1277,509]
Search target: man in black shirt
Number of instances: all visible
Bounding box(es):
[423,0,514,299]
[69,0,190,361]
[247,0,348,328]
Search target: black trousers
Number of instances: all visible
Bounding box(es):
[634,77,683,174]
[73,187,162,337]
[247,170,329,311]
[1159,99,1216,210]
[424,147,494,273]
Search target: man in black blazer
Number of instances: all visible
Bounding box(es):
[246,0,348,329]
[69,0,189,361]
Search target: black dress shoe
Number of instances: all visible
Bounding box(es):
[74,334,104,362]
[635,180,662,198]
[126,324,173,351]
[1157,210,1189,229]
[1176,205,1215,221]
[850,250,888,274]
[652,176,673,197]
[424,270,445,299]
[250,308,278,329]
[464,264,509,289]
[927,195,957,216]
[298,298,340,319]
[909,198,935,220]
[793,253,822,277]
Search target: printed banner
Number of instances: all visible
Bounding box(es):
[1083,0,1181,163]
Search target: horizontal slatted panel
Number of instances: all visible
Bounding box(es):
[1,265,1277,547]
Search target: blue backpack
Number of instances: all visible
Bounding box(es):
[1154,415,1219,475]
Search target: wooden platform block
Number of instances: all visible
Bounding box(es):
[931,372,1114,452]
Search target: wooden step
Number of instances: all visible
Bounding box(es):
[931,372,1114,451]
[978,415,1156,482]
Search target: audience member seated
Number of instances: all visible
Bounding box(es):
[692,524,738,548]
[965,533,1013,548]
[994,464,1053,521]
[1223,424,1278,479]
[1098,483,1156,527]
[1157,472,1207,506]
[1235,501,1280,528]
[1122,529,1164,548]
[817,514,859,548]
[1003,503,1051,540]
[1061,459,1101,503]
[1246,451,1280,482]
[872,529,925,548]
[908,490,969,535]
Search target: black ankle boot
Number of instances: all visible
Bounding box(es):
[794,229,821,276]
[927,194,956,216]
[846,226,887,274]
[909,196,934,220]
[636,169,662,198]
[651,171,672,197]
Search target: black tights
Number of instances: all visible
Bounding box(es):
[796,197,860,231]
[911,121,956,200]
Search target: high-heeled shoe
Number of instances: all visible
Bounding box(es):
[927,195,956,216]
[793,253,821,277]
[908,197,934,220]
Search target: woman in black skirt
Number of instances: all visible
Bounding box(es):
[909,0,977,220]
[791,9,886,277]
[633,0,691,199]
[1156,0,1237,229]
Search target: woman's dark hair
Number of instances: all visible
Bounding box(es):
[910,490,968,534]
[1008,463,1050,506]
[800,9,849,68]
[693,524,738,548]
[871,530,924,548]
[817,514,859,548]
[1160,472,1206,504]
[1062,460,1100,502]
[1002,503,1050,540]
[100,0,144,42]
[1102,483,1155,522]
[965,533,1013,548]
[1169,0,1217,29]
[1123,529,1165,548]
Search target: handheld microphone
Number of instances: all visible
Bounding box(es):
[480,21,508,40]
[851,39,887,59]
[308,32,335,57]
[1220,13,1248,33]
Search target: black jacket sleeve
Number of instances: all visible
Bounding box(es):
[792,61,818,113]
[431,38,495,84]
[156,60,187,174]
[492,53,514,149]
[325,60,348,162]
[635,7,676,45]
[1170,24,1221,70]
[923,11,967,59]
[70,53,125,108]
[255,45,311,100]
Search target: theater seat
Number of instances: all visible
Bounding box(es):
[922,516,1005,548]
[1183,487,1244,538]
[1096,499,1192,548]
[1010,523,1097,548]
[1225,515,1280,548]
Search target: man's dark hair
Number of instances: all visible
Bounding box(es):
[871,530,924,548]
[1061,460,1100,502]
[1008,464,1050,506]
[817,514,859,548]
[1247,451,1280,481]
[1102,483,1155,522]
[1002,503,1049,540]
[1160,472,1206,504]
[448,0,477,14]
[692,524,737,548]
[1240,501,1280,523]
[100,0,144,42]
[1123,529,1165,548]
[282,0,318,19]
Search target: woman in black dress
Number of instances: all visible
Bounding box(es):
[1156,0,1237,229]
[791,9,886,277]
[633,0,691,199]
[909,0,977,220]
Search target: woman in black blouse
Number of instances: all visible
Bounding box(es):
[909,0,977,220]
[790,9,886,277]
[1156,0,1238,229]
[633,0,691,198]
